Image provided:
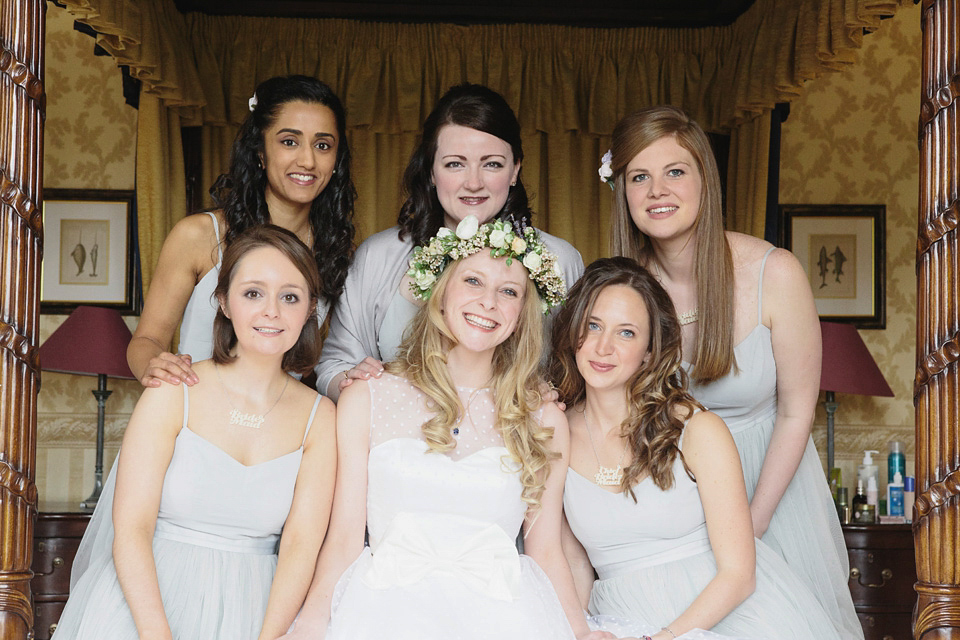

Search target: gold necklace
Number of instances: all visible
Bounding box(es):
[652,260,698,325]
[583,409,628,487]
[215,363,289,429]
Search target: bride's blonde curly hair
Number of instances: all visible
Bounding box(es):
[549,257,703,499]
[388,255,558,513]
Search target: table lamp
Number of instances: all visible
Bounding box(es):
[820,321,894,473]
[39,305,135,510]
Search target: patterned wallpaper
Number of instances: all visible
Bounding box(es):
[779,3,920,490]
[38,4,140,505]
[37,2,922,504]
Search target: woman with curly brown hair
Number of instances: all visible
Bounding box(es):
[551,257,840,640]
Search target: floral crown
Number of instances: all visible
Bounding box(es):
[407,215,566,314]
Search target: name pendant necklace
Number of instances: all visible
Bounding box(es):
[583,409,628,486]
[215,363,289,429]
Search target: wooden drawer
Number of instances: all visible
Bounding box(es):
[33,599,67,640]
[842,524,916,640]
[32,535,83,595]
[31,509,91,638]
[856,611,913,640]
[847,547,917,607]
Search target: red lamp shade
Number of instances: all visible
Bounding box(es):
[39,306,135,379]
[819,321,893,398]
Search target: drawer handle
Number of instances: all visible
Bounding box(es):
[50,622,58,635]
[849,566,892,588]
[33,556,64,577]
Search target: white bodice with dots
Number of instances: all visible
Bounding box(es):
[364,372,530,549]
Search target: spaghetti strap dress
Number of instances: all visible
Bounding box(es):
[563,425,841,639]
[684,247,862,639]
[54,386,322,639]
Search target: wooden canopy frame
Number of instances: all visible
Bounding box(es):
[1,0,958,638]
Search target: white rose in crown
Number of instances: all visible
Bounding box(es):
[599,150,614,181]
[456,216,480,239]
[414,271,436,289]
[511,237,527,253]
[437,227,453,238]
[489,229,508,248]
[522,252,542,270]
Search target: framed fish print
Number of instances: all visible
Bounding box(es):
[780,204,885,330]
[41,189,140,314]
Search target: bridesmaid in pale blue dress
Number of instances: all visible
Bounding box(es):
[56,227,337,640]
[605,106,861,639]
[127,75,356,388]
[550,257,840,640]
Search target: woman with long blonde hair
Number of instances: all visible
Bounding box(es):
[605,106,860,638]
[281,216,610,640]
[552,257,840,640]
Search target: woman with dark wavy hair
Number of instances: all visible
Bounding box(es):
[550,257,840,640]
[316,83,583,400]
[128,74,356,388]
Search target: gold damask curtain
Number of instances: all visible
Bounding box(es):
[60,0,910,294]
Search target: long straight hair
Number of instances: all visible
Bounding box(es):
[609,106,735,383]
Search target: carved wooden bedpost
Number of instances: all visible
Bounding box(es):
[0,0,44,639]
[916,1,960,638]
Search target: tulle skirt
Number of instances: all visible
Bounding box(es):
[326,547,577,640]
[53,535,276,640]
[733,417,863,639]
[589,542,841,640]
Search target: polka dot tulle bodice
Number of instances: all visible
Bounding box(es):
[368,372,509,460]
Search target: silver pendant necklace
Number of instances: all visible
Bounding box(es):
[215,363,289,429]
[583,409,628,487]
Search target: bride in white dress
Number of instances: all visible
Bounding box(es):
[279,216,615,640]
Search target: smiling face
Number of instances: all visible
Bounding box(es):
[575,284,652,393]
[261,100,339,215]
[219,246,312,358]
[431,124,521,229]
[624,134,703,246]
[440,250,529,357]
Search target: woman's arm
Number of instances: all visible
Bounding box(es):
[523,404,613,640]
[112,383,185,640]
[275,382,372,639]
[652,411,756,640]
[560,511,594,610]
[127,213,218,387]
[750,249,821,537]
[257,396,338,640]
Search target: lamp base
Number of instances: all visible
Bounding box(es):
[80,479,103,511]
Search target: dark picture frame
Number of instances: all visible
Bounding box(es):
[41,188,140,314]
[780,204,885,330]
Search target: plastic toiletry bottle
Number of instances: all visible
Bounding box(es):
[857,449,880,490]
[866,476,879,508]
[851,480,867,522]
[904,476,915,523]
[888,440,906,485]
[887,471,905,517]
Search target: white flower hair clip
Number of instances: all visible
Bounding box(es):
[598,150,614,190]
[407,215,567,314]
[248,93,258,112]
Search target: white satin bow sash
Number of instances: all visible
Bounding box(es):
[362,512,522,601]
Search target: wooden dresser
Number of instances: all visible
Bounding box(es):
[842,523,916,640]
[31,506,91,640]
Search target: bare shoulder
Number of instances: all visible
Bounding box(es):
[726,231,773,269]
[168,210,222,247]
[681,410,733,455]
